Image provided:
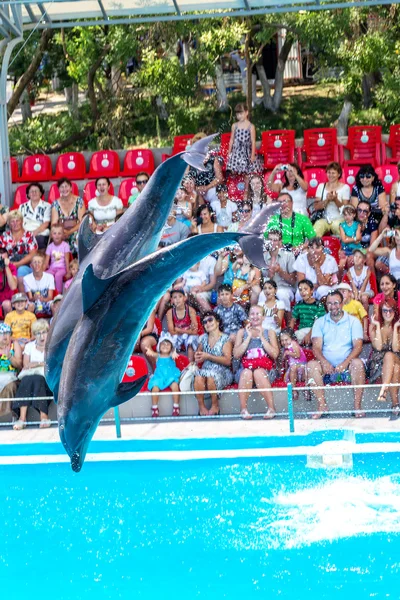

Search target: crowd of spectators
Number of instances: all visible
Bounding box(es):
[3,117,400,425]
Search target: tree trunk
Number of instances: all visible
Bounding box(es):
[215,60,229,112]
[361,73,375,109]
[337,99,353,137]
[182,39,190,66]
[155,96,168,120]
[111,64,124,94]
[257,64,274,111]
[271,34,293,113]
[87,45,110,121]
[19,88,32,122]
[7,29,53,119]
[244,31,252,115]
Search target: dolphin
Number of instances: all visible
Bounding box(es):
[57,230,256,472]
[45,134,217,400]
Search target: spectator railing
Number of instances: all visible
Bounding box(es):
[0,383,398,438]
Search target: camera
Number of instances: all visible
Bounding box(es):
[0,257,5,270]
[175,207,183,215]
[196,216,203,226]
[387,230,396,238]
[281,165,289,171]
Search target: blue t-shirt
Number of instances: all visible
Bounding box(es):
[311,311,363,367]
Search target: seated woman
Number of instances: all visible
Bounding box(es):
[227,201,253,232]
[247,174,271,215]
[88,177,124,233]
[174,187,193,229]
[0,210,38,290]
[51,178,85,254]
[350,164,388,222]
[194,311,233,416]
[181,175,199,210]
[233,305,279,419]
[311,162,350,237]
[266,163,308,215]
[0,323,22,421]
[373,273,400,317]
[20,183,51,250]
[191,204,224,235]
[369,300,400,412]
[12,319,52,430]
[368,226,400,280]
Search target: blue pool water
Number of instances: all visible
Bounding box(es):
[2,447,400,599]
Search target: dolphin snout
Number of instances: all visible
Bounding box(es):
[71,452,82,473]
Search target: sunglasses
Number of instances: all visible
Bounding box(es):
[136,179,148,185]
[357,208,369,214]
[382,308,394,313]
[202,317,215,325]
[359,174,373,179]
[241,209,251,214]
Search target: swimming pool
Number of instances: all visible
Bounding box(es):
[2,431,400,599]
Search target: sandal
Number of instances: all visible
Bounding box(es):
[39,419,51,429]
[264,408,276,420]
[353,410,366,419]
[390,406,400,421]
[13,420,26,431]
[240,408,252,420]
[172,405,180,417]
[151,406,159,418]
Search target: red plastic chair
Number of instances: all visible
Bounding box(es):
[322,236,341,262]
[48,182,80,204]
[11,157,20,183]
[301,128,339,169]
[87,150,120,178]
[384,124,400,165]
[12,183,45,210]
[375,164,398,195]
[304,168,327,199]
[260,129,296,170]
[20,154,53,182]
[118,178,139,207]
[219,132,231,165]
[83,180,115,207]
[341,166,360,188]
[227,174,246,202]
[122,149,155,176]
[54,152,87,180]
[342,125,382,168]
[121,354,149,391]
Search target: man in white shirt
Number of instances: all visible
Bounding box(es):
[211,184,238,230]
[189,253,218,312]
[23,254,55,315]
[293,237,339,301]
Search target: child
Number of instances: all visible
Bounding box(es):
[226,103,260,192]
[63,258,79,292]
[339,205,362,259]
[174,188,192,229]
[146,332,181,418]
[232,254,261,306]
[44,224,71,294]
[258,279,285,333]
[280,327,307,400]
[4,292,36,348]
[166,289,198,363]
[23,254,55,316]
[337,282,369,341]
[181,263,208,295]
[289,279,326,346]
[214,283,247,342]
[347,249,373,313]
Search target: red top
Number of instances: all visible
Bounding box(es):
[0,263,17,303]
[172,304,191,330]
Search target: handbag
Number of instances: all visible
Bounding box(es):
[18,365,45,380]
[179,363,197,392]
[308,184,326,224]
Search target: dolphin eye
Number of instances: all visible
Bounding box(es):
[60,424,64,430]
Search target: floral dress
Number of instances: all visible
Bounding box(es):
[195,333,233,389]
[52,197,84,253]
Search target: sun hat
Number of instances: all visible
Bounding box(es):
[0,323,11,334]
[11,292,28,304]
[156,332,175,352]
[336,283,352,292]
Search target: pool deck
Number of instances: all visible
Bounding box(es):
[1,416,400,445]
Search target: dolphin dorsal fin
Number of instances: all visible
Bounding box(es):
[82,263,118,314]
[78,215,103,263]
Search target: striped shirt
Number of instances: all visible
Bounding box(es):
[292,300,326,329]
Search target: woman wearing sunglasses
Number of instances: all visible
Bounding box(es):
[227,201,253,232]
[350,165,388,221]
[369,299,400,410]
[194,312,233,416]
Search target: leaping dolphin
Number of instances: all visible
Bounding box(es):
[58,230,256,472]
[45,134,217,400]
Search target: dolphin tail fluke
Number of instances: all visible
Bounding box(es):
[78,215,103,263]
[240,202,281,236]
[239,235,267,269]
[113,376,148,407]
[181,133,219,170]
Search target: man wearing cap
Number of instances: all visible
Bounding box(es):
[159,210,190,247]
[4,292,36,349]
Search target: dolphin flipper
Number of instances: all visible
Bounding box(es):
[78,215,103,263]
[113,376,148,408]
[82,263,118,313]
[238,235,267,269]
